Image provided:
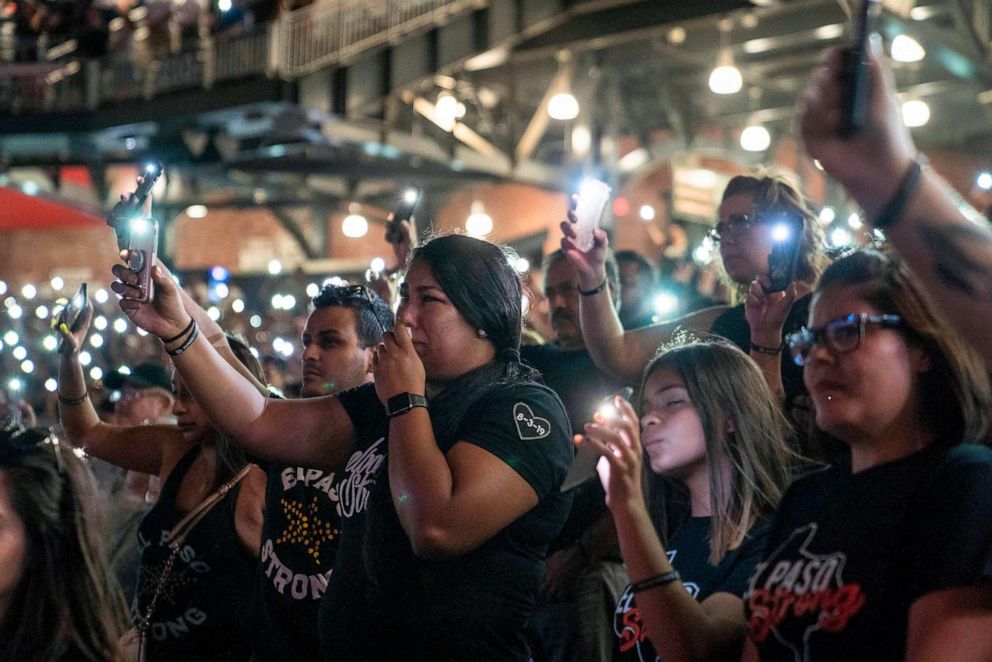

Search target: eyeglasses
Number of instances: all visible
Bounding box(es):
[706,212,765,244]
[786,313,903,367]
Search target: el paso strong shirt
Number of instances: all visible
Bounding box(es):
[745,443,992,662]
[320,381,573,661]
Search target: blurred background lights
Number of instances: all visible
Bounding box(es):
[267,259,283,275]
[4,331,18,345]
[653,292,680,316]
[44,378,57,392]
[12,346,27,360]
[232,298,246,313]
[79,351,92,366]
[890,34,925,63]
[638,205,656,221]
[976,172,992,191]
[50,276,64,290]
[90,367,104,381]
[21,284,36,299]
[95,289,109,304]
[740,125,771,152]
[830,227,853,247]
[94,315,108,331]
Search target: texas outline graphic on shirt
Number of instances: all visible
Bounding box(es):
[746,523,865,662]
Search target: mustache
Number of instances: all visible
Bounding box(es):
[551,307,573,322]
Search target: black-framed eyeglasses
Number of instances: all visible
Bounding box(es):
[786,313,903,367]
[706,211,765,244]
[0,419,70,473]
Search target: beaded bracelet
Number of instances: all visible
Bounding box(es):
[630,569,681,594]
[166,323,200,358]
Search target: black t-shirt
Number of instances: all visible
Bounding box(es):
[134,447,256,662]
[252,460,354,661]
[319,381,573,661]
[745,443,992,662]
[614,517,767,662]
[521,343,630,549]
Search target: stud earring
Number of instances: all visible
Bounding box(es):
[476,329,488,338]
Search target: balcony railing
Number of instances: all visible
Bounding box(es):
[0,0,485,115]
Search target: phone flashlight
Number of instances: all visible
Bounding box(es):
[771,223,791,242]
[596,386,635,421]
[402,188,419,205]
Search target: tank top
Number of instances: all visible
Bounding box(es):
[133,446,256,661]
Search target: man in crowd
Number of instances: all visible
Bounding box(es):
[615,250,657,329]
[252,283,394,661]
[522,249,631,662]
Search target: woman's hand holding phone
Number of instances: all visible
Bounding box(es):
[54,296,93,356]
[577,396,645,513]
[113,256,191,341]
[560,198,611,292]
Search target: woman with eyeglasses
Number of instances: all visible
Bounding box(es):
[56,282,268,662]
[741,249,992,661]
[112,234,574,661]
[0,421,127,661]
[577,339,796,662]
[561,175,830,455]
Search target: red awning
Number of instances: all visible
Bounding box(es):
[0,186,105,231]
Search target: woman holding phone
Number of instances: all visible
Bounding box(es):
[742,249,992,661]
[56,283,267,662]
[561,175,829,454]
[112,234,574,661]
[579,340,796,662]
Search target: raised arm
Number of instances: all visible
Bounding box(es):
[56,299,182,475]
[801,47,992,366]
[582,398,748,662]
[113,263,357,471]
[560,214,725,382]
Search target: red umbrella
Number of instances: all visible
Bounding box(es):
[0,186,105,231]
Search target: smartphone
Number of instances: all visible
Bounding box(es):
[838,0,881,137]
[52,283,88,351]
[386,188,420,245]
[573,179,612,252]
[560,386,635,492]
[106,160,164,249]
[766,216,804,293]
[127,217,159,304]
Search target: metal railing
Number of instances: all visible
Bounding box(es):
[275,0,484,77]
[0,0,485,115]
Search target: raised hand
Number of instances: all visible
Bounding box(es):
[799,47,916,212]
[372,323,427,405]
[54,296,93,356]
[576,396,645,512]
[113,256,191,340]
[745,276,808,349]
[560,197,611,291]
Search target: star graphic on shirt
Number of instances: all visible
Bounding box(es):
[274,495,339,566]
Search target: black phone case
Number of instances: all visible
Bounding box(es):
[839,0,880,137]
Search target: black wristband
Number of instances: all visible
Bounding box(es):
[750,341,783,356]
[58,391,89,406]
[873,159,924,230]
[629,570,681,594]
[161,318,195,344]
[166,323,200,357]
[577,279,608,297]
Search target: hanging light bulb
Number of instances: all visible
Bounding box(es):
[901,99,930,128]
[891,34,925,63]
[548,92,580,120]
[740,124,771,152]
[465,201,494,237]
[342,211,369,238]
[709,50,743,95]
[435,92,464,131]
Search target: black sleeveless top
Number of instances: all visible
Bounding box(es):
[133,446,256,661]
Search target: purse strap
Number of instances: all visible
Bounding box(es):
[136,465,253,638]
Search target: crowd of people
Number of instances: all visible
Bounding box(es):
[0,0,310,63]
[2,45,991,662]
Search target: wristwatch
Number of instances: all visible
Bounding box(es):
[386,392,428,418]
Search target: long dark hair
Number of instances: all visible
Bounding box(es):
[815,249,990,446]
[410,234,538,439]
[0,423,126,662]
